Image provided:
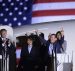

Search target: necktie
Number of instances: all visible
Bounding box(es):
[28,45,32,54]
[49,44,53,55]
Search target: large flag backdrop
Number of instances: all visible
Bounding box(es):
[1,0,75,64]
[0,0,75,27]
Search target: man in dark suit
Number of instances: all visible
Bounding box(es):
[18,35,41,71]
[39,33,47,71]
[0,29,16,71]
[45,34,61,71]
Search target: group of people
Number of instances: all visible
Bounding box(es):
[0,28,67,71]
[17,29,67,71]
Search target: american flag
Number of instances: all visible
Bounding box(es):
[0,0,75,27]
[32,0,75,24]
[0,0,32,27]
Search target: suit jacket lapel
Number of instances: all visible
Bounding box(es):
[26,45,29,54]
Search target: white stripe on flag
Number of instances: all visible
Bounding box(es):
[33,2,75,11]
[32,15,75,24]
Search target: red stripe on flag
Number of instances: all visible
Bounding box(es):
[16,48,21,50]
[16,58,20,65]
[33,9,75,17]
[34,0,75,4]
[16,46,22,49]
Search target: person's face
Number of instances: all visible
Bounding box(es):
[27,39,33,45]
[57,33,61,40]
[50,35,56,43]
[1,31,7,38]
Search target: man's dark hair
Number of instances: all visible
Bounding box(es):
[0,29,7,33]
[39,33,44,39]
[27,35,33,41]
[51,34,57,38]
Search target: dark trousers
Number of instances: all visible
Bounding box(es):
[46,57,54,71]
[0,59,1,71]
